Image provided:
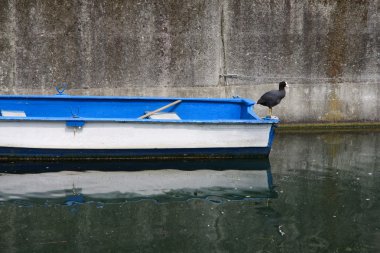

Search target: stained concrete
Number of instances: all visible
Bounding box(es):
[0,0,379,123]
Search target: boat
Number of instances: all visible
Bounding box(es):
[0,93,279,160]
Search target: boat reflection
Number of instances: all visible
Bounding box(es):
[0,159,276,204]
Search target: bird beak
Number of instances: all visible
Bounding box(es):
[286,83,290,88]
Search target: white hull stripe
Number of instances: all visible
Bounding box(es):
[0,121,271,149]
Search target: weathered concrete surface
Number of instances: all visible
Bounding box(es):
[0,0,379,123]
[223,0,380,122]
[0,0,222,90]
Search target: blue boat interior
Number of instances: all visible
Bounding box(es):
[0,95,276,123]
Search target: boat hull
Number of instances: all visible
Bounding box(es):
[0,121,276,160]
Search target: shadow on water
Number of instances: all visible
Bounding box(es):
[0,158,276,205]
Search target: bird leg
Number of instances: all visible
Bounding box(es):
[269,108,272,117]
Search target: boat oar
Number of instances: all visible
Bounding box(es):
[139,100,182,119]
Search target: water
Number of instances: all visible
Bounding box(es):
[0,130,379,253]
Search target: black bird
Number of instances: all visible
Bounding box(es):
[257,81,288,117]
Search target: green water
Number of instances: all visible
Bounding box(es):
[0,131,379,253]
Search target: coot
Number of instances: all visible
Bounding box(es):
[257,81,288,117]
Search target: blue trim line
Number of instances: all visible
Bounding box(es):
[267,124,277,149]
[0,158,272,173]
[0,147,271,160]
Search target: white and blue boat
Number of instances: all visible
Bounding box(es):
[0,94,278,160]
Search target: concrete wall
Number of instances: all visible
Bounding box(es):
[0,0,379,123]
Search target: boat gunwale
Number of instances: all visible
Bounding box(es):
[0,94,254,104]
[0,117,278,124]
